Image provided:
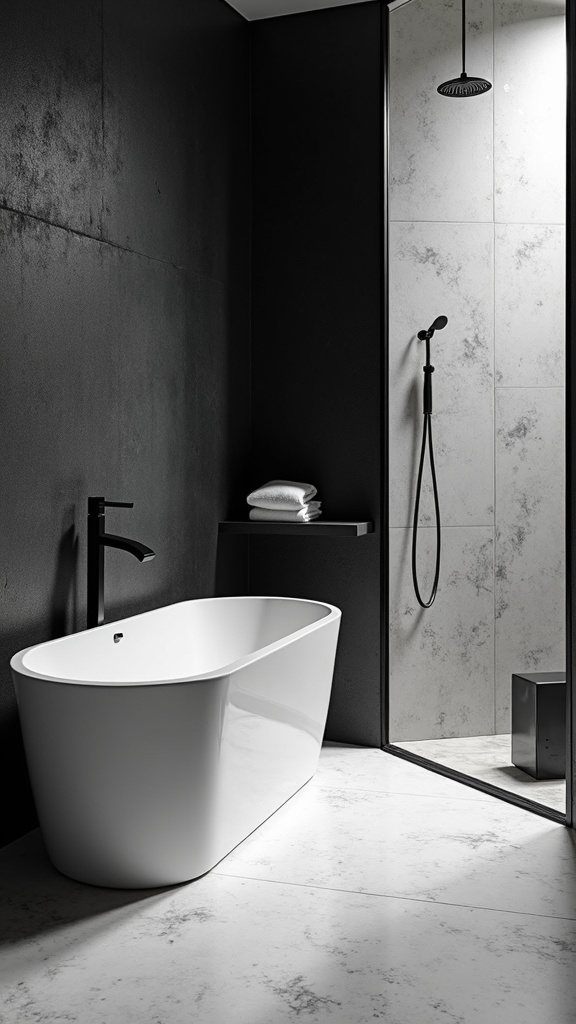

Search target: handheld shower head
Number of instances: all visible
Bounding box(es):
[418,315,448,341]
[430,315,448,332]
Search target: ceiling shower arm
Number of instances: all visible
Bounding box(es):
[437,0,490,96]
[462,0,466,76]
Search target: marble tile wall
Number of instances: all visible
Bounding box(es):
[495,225,565,388]
[389,526,495,741]
[494,1,566,225]
[388,0,494,223]
[389,220,494,531]
[494,388,565,731]
[388,0,566,741]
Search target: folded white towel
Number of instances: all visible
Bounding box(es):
[249,507,322,523]
[247,479,318,510]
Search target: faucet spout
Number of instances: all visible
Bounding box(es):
[101,533,156,562]
[87,497,155,628]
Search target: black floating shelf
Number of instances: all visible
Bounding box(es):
[219,520,374,537]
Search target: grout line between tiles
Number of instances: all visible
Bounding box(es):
[311,776,564,810]
[493,120,497,737]
[210,871,576,923]
[310,782,496,802]
[389,524,494,530]
[389,219,566,226]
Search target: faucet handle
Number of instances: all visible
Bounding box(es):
[88,497,134,516]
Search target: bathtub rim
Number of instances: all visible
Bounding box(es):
[10,595,341,688]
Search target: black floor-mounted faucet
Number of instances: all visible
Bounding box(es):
[87,497,155,628]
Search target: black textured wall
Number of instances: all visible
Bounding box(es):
[249,4,383,745]
[0,0,250,846]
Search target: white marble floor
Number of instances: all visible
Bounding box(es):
[2,744,576,1023]
[397,734,566,813]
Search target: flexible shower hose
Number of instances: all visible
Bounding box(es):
[411,365,441,608]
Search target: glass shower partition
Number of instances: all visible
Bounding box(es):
[384,0,569,822]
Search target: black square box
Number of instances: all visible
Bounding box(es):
[511,672,566,780]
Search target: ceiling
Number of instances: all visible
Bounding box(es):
[224,0,374,22]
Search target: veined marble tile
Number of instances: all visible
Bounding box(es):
[389,0,493,223]
[317,744,490,802]
[494,1,566,224]
[216,779,574,920]
[398,734,566,814]
[495,387,565,732]
[397,732,515,769]
[495,224,565,387]
[389,221,494,529]
[2,835,576,1024]
[389,526,494,741]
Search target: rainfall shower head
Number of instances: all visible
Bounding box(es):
[437,0,492,98]
[437,72,492,98]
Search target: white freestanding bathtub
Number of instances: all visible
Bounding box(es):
[11,596,341,888]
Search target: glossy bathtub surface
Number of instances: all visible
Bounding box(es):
[11,597,341,888]
[17,596,332,683]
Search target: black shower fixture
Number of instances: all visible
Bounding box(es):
[412,315,448,609]
[437,0,492,98]
[417,315,448,340]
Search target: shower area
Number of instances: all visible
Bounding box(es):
[386,0,567,816]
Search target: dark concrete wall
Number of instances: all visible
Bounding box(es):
[0,0,250,846]
[249,4,383,745]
